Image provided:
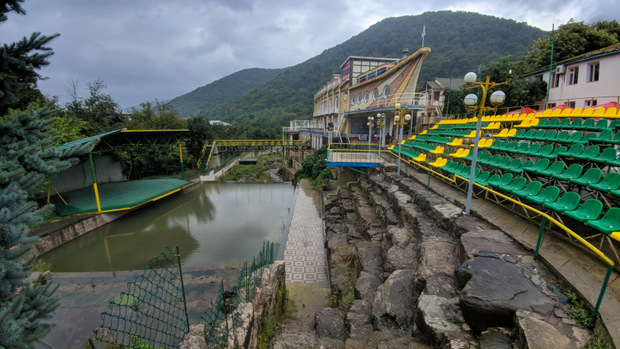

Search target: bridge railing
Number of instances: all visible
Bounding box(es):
[326,143,383,164]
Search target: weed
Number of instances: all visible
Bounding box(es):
[586,336,611,349]
[566,291,591,327]
[31,259,52,273]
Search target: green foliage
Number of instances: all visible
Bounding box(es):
[125,100,184,130]
[293,146,329,186]
[170,67,284,117]
[221,164,270,182]
[173,11,544,127]
[311,167,333,189]
[586,337,611,349]
[566,291,591,327]
[524,20,620,70]
[65,78,123,136]
[31,260,52,273]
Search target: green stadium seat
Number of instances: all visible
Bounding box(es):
[611,188,620,198]
[589,172,620,192]
[553,164,583,181]
[565,131,584,143]
[558,143,584,157]
[512,181,542,198]
[544,118,560,129]
[489,140,506,150]
[537,130,557,141]
[506,141,520,152]
[524,158,549,173]
[506,158,526,173]
[567,118,583,130]
[586,208,620,235]
[609,120,620,129]
[592,119,609,131]
[458,166,481,178]
[576,118,596,130]
[573,145,600,160]
[544,192,581,213]
[509,129,526,138]
[485,154,502,166]
[537,160,566,176]
[592,147,617,164]
[578,132,598,144]
[484,173,501,186]
[475,170,491,184]
[523,143,541,155]
[520,160,535,172]
[442,161,457,173]
[535,119,550,128]
[477,152,493,165]
[558,118,572,129]
[564,199,603,223]
[607,131,620,145]
[591,129,613,143]
[539,145,566,159]
[521,129,537,140]
[514,142,531,154]
[488,173,514,188]
[569,168,602,186]
[528,130,546,141]
[528,185,561,205]
[553,131,571,142]
[496,156,512,169]
[499,176,527,193]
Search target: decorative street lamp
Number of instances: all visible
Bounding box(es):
[376,113,386,147]
[394,103,411,176]
[463,70,512,215]
[367,116,374,149]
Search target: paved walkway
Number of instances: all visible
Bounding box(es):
[281,181,329,286]
[396,159,620,348]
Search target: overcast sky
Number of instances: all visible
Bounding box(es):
[3,0,618,110]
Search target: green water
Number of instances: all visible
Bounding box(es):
[42,182,295,272]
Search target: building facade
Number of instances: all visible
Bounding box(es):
[528,43,620,109]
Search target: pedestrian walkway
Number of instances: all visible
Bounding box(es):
[281,181,328,286]
[397,159,620,348]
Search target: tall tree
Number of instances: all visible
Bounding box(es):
[0,2,87,347]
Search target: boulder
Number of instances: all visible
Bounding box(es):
[356,241,383,273]
[384,245,417,272]
[271,331,317,349]
[479,327,513,349]
[457,258,556,332]
[416,294,462,343]
[458,226,523,260]
[346,300,374,341]
[372,269,416,330]
[386,227,413,248]
[315,307,347,341]
[515,310,590,349]
[355,271,384,303]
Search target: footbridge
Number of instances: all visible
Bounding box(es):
[197,139,310,169]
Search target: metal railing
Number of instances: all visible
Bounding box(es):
[326,143,383,165]
[388,151,615,327]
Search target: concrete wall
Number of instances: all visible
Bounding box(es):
[50,154,126,193]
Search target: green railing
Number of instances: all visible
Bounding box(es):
[202,241,275,348]
[90,246,189,349]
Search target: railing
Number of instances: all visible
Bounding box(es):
[197,140,216,169]
[326,143,383,165]
[213,139,308,147]
[387,152,615,327]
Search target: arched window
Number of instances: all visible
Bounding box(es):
[383,85,390,99]
[357,93,362,105]
[364,91,369,103]
[373,88,379,101]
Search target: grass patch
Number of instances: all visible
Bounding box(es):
[586,337,611,349]
[221,164,270,182]
[566,291,591,327]
[31,259,52,273]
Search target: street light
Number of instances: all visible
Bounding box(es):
[376,113,386,147]
[394,103,411,176]
[367,116,374,149]
[462,71,512,215]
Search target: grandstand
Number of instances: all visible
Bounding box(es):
[389,104,620,263]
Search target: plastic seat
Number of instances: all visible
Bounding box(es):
[576,118,596,130]
[528,186,561,205]
[553,131,571,142]
[608,132,620,145]
[495,156,512,169]
[589,172,620,192]
[567,118,583,130]
[577,132,598,144]
[484,173,501,186]
[564,199,603,223]
[475,170,491,184]
[520,160,535,172]
[544,118,560,129]
[573,145,600,160]
[499,176,527,192]
[537,160,566,176]
[569,168,602,186]
[514,142,530,154]
[484,154,502,166]
[505,158,525,173]
[477,152,493,165]
[592,147,617,164]
[535,119,550,128]
[586,208,620,235]
[592,119,609,131]
[488,173,514,188]
[524,143,541,156]
[510,129,526,138]
[552,164,583,181]
[529,130,546,140]
[539,130,558,141]
[524,158,549,173]
[512,181,542,198]
[558,118,572,129]
[520,129,537,140]
[536,144,561,159]
[558,143,584,157]
[505,141,520,152]
[591,129,613,143]
[565,131,584,143]
[544,192,581,213]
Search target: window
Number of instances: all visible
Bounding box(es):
[567,67,579,85]
[585,99,597,107]
[550,72,560,88]
[383,85,390,99]
[364,91,369,103]
[373,88,379,101]
[548,103,556,108]
[357,93,362,105]
[335,98,339,111]
[567,101,576,108]
[351,95,356,106]
[587,62,599,82]
[433,91,440,101]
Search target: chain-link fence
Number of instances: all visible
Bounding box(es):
[202,241,275,348]
[90,246,190,349]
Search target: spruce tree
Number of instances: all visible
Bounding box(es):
[0,2,88,347]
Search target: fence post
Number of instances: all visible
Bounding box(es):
[534,217,546,260]
[175,245,191,333]
[590,264,613,327]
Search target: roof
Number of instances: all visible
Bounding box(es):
[340,56,398,68]
[422,78,467,91]
[56,129,189,154]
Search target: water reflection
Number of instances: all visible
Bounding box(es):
[42,182,295,272]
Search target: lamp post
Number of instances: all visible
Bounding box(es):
[376,113,386,147]
[367,116,374,150]
[463,70,512,215]
[394,103,411,176]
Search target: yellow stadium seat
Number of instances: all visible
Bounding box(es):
[506,128,517,137]
[582,107,594,117]
[605,107,618,117]
[408,135,416,140]
[447,138,463,146]
[419,130,427,135]
[401,140,406,144]
[464,130,477,138]
[570,108,583,117]
[388,145,394,150]
[429,157,447,167]
[593,107,606,117]
[493,129,509,138]
[412,153,426,162]
[542,109,553,117]
[560,108,573,117]
[430,146,444,154]
[449,148,464,157]
[551,108,563,116]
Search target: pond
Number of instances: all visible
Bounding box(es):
[41,182,295,272]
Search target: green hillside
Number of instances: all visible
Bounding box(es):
[174,11,546,125]
[169,67,284,117]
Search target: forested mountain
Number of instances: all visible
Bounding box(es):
[170,67,284,117]
[172,11,546,125]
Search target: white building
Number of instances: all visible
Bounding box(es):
[527,43,620,109]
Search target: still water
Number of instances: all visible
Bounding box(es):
[42,182,295,272]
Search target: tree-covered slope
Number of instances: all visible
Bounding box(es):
[174,11,546,125]
[169,67,284,117]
